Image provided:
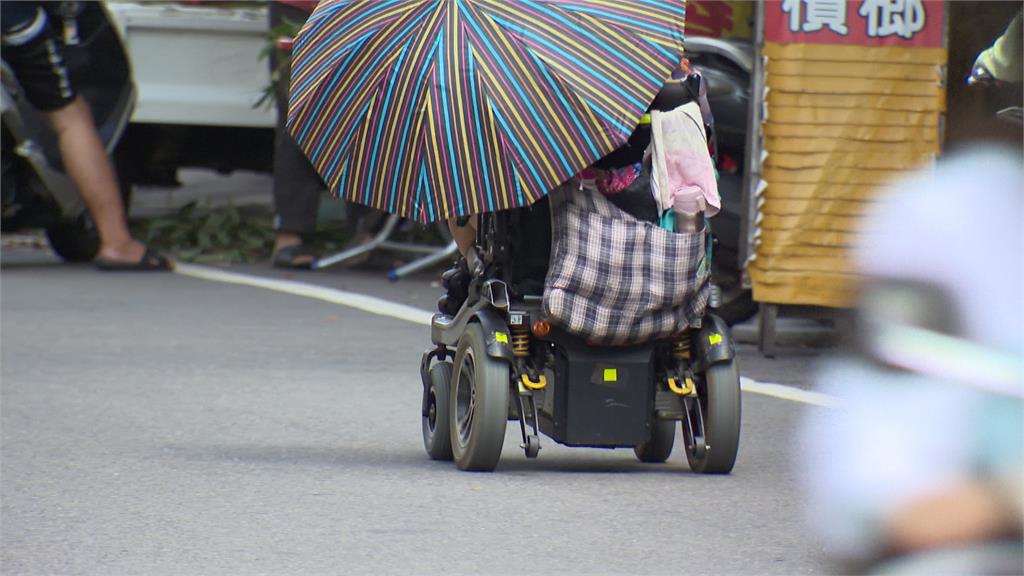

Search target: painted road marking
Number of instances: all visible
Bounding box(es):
[174,263,838,408]
[740,378,837,407]
[174,263,433,326]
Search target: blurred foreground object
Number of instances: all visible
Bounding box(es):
[969,10,1022,85]
[800,148,1023,574]
[967,9,1023,129]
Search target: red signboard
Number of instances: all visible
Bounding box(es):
[763,0,944,47]
[688,1,754,39]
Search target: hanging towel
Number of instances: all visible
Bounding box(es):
[649,101,720,217]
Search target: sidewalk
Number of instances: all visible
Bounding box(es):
[129,169,273,219]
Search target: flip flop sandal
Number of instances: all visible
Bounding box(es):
[272,244,318,269]
[95,247,173,271]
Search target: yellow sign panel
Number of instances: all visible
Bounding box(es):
[753,41,946,308]
[603,368,618,383]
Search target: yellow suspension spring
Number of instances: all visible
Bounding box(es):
[511,325,530,357]
[672,336,691,361]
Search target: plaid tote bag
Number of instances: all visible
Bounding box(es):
[542,183,710,345]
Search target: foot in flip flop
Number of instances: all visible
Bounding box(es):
[272,243,318,269]
[95,245,173,271]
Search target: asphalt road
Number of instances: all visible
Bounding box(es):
[2,246,835,575]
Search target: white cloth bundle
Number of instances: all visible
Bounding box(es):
[649,101,720,217]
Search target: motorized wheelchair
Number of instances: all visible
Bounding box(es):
[419,76,742,474]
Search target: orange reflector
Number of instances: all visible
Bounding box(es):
[532,320,551,338]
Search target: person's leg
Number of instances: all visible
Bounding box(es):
[271,131,322,259]
[4,4,165,268]
[448,215,477,259]
[438,215,477,315]
[269,2,323,267]
[46,97,148,264]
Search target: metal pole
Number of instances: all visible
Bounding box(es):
[313,213,402,269]
[738,0,766,290]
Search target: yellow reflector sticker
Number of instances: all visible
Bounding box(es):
[708,333,723,346]
[495,332,508,344]
[603,368,618,382]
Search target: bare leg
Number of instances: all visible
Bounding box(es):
[273,231,303,253]
[272,230,316,267]
[45,96,146,263]
[448,215,477,259]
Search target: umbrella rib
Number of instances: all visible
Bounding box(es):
[458,5,571,188]
[474,2,669,108]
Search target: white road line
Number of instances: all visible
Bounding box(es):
[173,263,433,326]
[174,263,838,408]
[740,378,837,407]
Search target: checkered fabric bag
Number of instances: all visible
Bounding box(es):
[542,183,710,345]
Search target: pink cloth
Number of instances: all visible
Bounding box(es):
[650,101,719,217]
[578,163,642,196]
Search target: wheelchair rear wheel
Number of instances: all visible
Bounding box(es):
[449,323,509,471]
[684,360,741,474]
[422,361,454,461]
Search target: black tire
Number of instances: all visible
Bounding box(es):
[634,420,675,463]
[711,262,758,326]
[45,213,100,262]
[422,361,454,461]
[684,360,741,474]
[112,141,135,210]
[449,323,509,471]
[715,288,758,327]
[45,146,133,263]
[524,435,540,458]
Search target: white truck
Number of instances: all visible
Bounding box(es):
[105,1,276,186]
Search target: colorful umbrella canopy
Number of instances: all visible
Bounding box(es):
[288,0,686,222]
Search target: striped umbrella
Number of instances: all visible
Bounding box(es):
[288,0,686,223]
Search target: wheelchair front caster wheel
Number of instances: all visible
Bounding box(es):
[634,420,675,463]
[523,435,540,458]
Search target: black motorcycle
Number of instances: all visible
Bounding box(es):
[1,1,134,261]
[682,37,756,325]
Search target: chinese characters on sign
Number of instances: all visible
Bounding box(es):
[767,0,942,47]
[782,0,849,35]
[858,0,925,39]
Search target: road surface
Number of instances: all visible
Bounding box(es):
[0,240,838,575]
